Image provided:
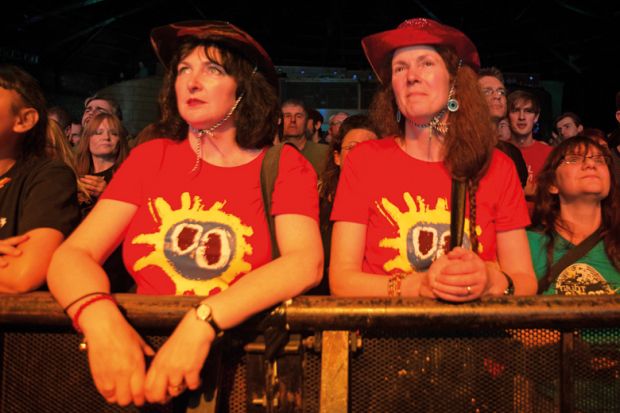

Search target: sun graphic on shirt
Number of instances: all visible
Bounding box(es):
[377,192,482,273]
[132,192,253,295]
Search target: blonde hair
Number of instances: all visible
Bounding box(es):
[47,119,90,202]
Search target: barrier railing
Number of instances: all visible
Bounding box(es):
[1,293,619,412]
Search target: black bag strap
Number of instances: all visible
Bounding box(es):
[260,142,298,260]
[537,226,604,294]
[449,178,467,250]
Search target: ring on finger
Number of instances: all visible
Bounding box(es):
[101,388,116,400]
[466,285,472,295]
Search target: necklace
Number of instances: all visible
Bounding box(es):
[408,108,449,136]
[406,109,448,161]
[188,93,245,173]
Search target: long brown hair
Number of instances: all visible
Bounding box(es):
[75,112,129,176]
[368,46,496,252]
[158,39,279,149]
[532,136,620,277]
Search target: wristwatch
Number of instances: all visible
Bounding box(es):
[194,303,224,338]
[502,271,515,296]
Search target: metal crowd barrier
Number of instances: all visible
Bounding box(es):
[1,293,619,412]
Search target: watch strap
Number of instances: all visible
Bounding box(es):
[194,303,224,338]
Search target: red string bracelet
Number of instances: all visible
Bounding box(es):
[63,291,109,313]
[71,294,116,333]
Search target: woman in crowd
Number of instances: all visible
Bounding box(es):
[320,114,380,220]
[317,114,378,293]
[529,136,619,294]
[47,20,322,406]
[75,112,129,213]
[47,119,90,201]
[329,18,536,300]
[74,112,133,291]
[47,118,77,162]
[527,135,619,413]
[0,64,79,293]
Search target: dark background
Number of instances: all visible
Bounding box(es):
[2,0,619,133]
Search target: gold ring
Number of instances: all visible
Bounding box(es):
[466,285,472,295]
[169,383,187,393]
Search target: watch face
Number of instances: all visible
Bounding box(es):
[196,304,211,321]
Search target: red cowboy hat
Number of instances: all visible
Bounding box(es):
[361,18,480,85]
[150,20,278,90]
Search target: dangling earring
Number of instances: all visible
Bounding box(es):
[396,109,402,123]
[447,85,459,113]
[447,97,459,112]
[446,59,462,113]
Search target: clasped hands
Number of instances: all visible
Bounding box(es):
[422,246,489,302]
[85,307,216,406]
[79,175,107,198]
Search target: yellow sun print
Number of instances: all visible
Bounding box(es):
[377,192,481,273]
[132,192,253,295]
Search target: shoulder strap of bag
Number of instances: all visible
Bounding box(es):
[260,142,299,260]
[537,226,604,294]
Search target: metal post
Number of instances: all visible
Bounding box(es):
[319,331,349,413]
[560,330,575,413]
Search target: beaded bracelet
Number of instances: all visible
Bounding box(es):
[72,293,116,333]
[387,272,408,297]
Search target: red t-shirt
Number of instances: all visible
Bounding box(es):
[102,139,318,295]
[331,137,529,275]
[518,140,553,186]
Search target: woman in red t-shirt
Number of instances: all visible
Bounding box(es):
[330,18,536,301]
[47,21,322,406]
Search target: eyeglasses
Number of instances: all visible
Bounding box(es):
[482,88,507,97]
[561,154,610,165]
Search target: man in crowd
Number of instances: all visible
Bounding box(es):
[66,121,82,147]
[307,108,326,144]
[507,90,553,199]
[478,67,507,124]
[555,112,583,141]
[325,111,349,144]
[478,68,528,187]
[81,94,122,126]
[281,99,329,177]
